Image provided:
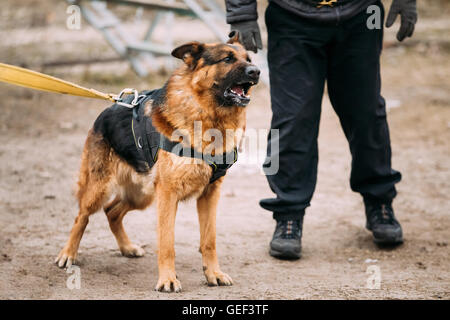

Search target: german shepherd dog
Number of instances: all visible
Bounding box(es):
[55,32,259,292]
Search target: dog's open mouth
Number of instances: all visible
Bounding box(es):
[224,81,256,106]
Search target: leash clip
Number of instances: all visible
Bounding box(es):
[112,88,146,108]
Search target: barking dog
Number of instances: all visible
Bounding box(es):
[55,32,260,292]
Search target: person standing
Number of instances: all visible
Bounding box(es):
[225,0,417,259]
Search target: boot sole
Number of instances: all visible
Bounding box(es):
[373,235,403,245]
[269,248,301,260]
[366,226,403,245]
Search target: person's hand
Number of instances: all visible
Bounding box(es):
[386,0,417,42]
[230,20,262,53]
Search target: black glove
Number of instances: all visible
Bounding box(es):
[230,20,262,53]
[386,0,417,42]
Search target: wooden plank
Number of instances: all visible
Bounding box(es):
[97,0,195,16]
[127,42,172,56]
[42,57,124,68]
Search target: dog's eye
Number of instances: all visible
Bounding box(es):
[222,56,234,63]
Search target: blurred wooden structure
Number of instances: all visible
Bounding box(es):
[65,0,269,84]
[66,0,231,76]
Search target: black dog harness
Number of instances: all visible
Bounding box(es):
[128,90,237,184]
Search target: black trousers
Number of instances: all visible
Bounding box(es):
[261,2,402,220]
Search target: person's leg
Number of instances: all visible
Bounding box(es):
[261,2,332,220]
[327,2,401,202]
[261,3,336,259]
[326,3,402,244]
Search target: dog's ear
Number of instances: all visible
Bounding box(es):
[227,31,241,45]
[171,42,205,68]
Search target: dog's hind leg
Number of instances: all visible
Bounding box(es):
[104,197,145,257]
[55,132,112,268]
[197,180,233,286]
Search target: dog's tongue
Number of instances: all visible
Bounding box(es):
[231,85,244,96]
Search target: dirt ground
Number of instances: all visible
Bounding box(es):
[0,1,449,299]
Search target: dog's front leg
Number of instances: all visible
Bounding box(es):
[197,182,233,286]
[155,184,181,292]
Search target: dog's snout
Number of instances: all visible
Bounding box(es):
[245,65,260,80]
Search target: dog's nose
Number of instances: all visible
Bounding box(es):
[245,65,260,80]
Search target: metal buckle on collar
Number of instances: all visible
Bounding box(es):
[317,0,337,8]
[112,88,146,108]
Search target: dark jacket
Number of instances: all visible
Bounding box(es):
[225,0,380,24]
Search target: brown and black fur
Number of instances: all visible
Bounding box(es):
[55,33,259,292]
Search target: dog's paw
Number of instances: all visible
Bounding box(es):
[155,273,182,293]
[120,244,145,258]
[204,268,233,287]
[54,248,76,269]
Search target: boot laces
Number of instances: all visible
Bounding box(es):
[373,204,395,224]
[279,220,301,239]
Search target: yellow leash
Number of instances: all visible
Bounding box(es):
[0,62,140,107]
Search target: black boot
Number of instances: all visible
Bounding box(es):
[269,216,303,260]
[365,200,403,245]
